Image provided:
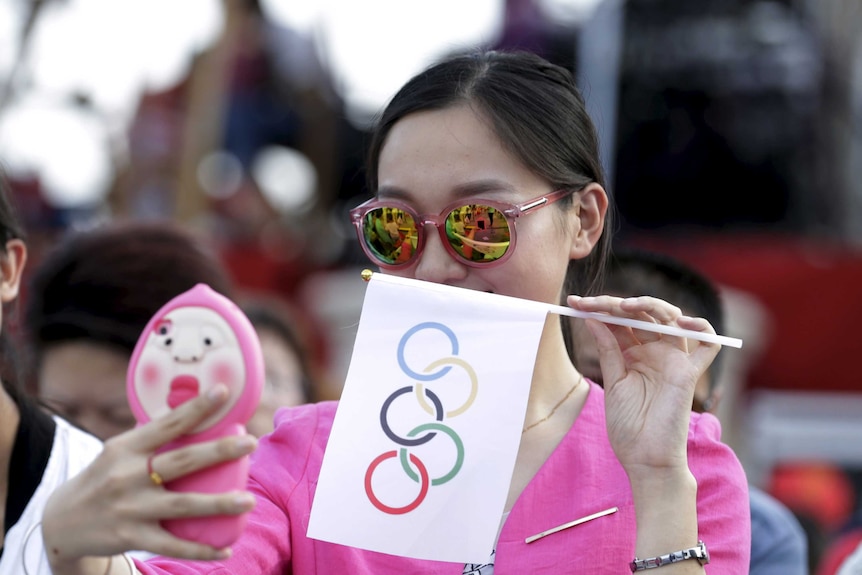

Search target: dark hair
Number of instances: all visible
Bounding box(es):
[0,169,27,405]
[365,49,612,297]
[23,220,234,367]
[599,246,726,389]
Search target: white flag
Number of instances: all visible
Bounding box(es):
[307,273,549,563]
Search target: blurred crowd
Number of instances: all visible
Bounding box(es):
[1,0,862,573]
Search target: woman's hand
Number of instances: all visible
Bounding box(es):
[567,295,719,477]
[42,385,258,570]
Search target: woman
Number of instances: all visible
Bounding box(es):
[0,172,104,575]
[42,50,750,573]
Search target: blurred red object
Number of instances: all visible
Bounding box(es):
[767,461,855,534]
[632,233,862,393]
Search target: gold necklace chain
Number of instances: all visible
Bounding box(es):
[522,373,584,433]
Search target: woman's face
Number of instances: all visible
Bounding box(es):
[39,341,136,440]
[376,104,578,305]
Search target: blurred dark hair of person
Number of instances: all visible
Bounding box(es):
[566,245,725,412]
[23,219,234,440]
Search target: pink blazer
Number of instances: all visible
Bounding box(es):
[138,381,751,574]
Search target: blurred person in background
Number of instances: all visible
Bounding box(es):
[0,168,105,575]
[566,246,726,412]
[22,220,235,440]
[240,294,329,437]
[566,245,809,575]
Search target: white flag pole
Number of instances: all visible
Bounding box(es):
[361,270,743,349]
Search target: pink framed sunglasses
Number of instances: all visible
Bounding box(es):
[349,188,577,269]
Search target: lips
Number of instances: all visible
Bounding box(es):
[168,375,200,408]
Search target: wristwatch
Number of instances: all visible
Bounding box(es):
[630,540,710,571]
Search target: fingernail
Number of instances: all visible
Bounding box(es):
[235,493,256,509]
[207,384,227,402]
[236,435,257,452]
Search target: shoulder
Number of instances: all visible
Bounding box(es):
[749,486,807,557]
[685,410,748,490]
[750,486,805,535]
[253,401,338,467]
[686,410,743,473]
[271,401,338,436]
[246,401,339,504]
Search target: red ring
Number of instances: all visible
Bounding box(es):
[364,450,429,514]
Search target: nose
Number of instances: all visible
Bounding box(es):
[172,330,205,363]
[412,224,468,284]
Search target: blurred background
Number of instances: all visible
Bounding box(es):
[1,0,861,570]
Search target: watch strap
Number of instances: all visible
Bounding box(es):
[630,540,710,571]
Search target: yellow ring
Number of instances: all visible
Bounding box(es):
[147,454,164,487]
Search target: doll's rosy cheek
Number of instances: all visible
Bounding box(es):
[209,360,240,390]
[140,361,163,388]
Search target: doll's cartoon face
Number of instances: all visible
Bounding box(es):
[132,306,245,431]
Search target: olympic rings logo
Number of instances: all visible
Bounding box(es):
[364,322,478,515]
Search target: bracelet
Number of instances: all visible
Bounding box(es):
[21,521,42,575]
[121,553,138,574]
[630,540,710,571]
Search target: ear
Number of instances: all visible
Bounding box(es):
[0,239,27,304]
[569,182,608,259]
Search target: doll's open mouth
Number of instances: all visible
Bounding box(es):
[168,374,200,408]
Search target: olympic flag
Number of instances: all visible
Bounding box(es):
[307,273,550,563]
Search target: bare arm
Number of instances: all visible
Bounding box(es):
[571,295,720,574]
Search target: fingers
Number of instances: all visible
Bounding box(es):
[132,490,257,522]
[145,539,232,562]
[140,384,231,451]
[147,434,257,485]
[583,318,626,386]
[569,295,690,350]
[119,526,233,562]
[570,294,721,398]
[678,315,721,373]
[117,385,231,453]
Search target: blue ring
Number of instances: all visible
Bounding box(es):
[397,322,458,381]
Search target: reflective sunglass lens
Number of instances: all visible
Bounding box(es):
[362,207,417,265]
[445,204,511,263]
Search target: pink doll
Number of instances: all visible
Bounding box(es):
[127,283,264,548]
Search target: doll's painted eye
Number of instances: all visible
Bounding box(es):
[154,319,173,336]
[200,325,224,349]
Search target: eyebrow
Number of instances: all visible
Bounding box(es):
[376,179,519,202]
